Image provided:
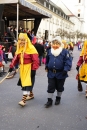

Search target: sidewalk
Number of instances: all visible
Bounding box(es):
[0,46,87,130]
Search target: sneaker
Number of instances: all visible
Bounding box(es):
[18,101,26,106]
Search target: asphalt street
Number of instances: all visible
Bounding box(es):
[0,46,87,130]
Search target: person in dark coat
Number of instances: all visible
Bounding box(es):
[45,36,72,108]
[34,42,44,66]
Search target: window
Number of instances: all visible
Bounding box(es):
[63,14,65,18]
[78,14,80,17]
[79,0,81,3]
[46,2,49,8]
[56,10,58,14]
[67,17,69,20]
[61,12,63,17]
[51,6,53,11]
[44,2,46,7]
[49,4,51,10]
[58,11,60,15]
[53,7,54,12]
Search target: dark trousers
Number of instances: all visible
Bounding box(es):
[31,75,35,91]
[39,56,43,66]
[47,78,65,93]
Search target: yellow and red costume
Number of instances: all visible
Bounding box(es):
[10,33,39,87]
[77,40,87,82]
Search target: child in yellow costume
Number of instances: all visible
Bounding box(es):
[76,40,87,98]
[8,33,39,106]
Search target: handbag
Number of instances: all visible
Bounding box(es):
[8,52,13,59]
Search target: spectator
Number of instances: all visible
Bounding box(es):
[34,41,44,66]
[0,45,4,77]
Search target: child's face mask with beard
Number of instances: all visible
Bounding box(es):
[51,40,62,57]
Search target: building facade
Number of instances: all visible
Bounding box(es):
[27,0,75,42]
[27,0,87,43]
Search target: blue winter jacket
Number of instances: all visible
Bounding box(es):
[45,49,72,79]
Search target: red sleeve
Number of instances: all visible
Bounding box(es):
[10,55,19,68]
[31,54,39,70]
[77,56,83,66]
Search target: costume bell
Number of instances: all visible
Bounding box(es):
[8,33,39,106]
[45,36,72,108]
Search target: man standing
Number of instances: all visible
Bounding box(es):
[45,36,72,108]
[34,41,44,66]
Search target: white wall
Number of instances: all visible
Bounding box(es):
[37,15,74,41]
[70,17,81,32]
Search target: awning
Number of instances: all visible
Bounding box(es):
[0,0,52,20]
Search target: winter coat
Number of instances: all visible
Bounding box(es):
[45,49,72,79]
[10,53,39,70]
[34,43,44,57]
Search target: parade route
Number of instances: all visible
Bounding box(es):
[0,46,87,130]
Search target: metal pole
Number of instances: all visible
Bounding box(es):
[26,19,27,29]
[17,3,19,40]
